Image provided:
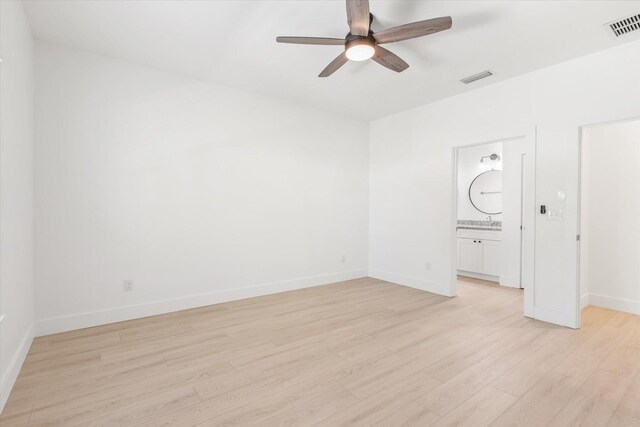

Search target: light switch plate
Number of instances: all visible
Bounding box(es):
[548,209,562,221]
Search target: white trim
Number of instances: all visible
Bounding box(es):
[458,271,500,283]
[588,293,640,315]
[35,270,367,336]
[580,115,640,130]
[0,323,34,413]
[499,275,520,288]
[521,128,537,320]
[580,293,590,309]
[450,146,459,296]
[369,269,453,297]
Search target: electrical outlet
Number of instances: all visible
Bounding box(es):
[425,262,431,271]
[123,280,133,292]
[341,255,346,264]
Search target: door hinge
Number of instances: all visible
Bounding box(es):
[576,234,581,241]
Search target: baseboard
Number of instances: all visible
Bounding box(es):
[587,293,640,315]
[369,269,453,297]
[499,275,521,289]
[580,293,590,309]
[458,271,500,283]
[35,269,367,336]
[0,323,34,413]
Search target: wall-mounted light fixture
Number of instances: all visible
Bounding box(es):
[480,153,500,163]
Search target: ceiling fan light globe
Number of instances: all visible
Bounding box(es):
[346,44,375,61]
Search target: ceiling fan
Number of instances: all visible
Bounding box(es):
[276,0,452,77]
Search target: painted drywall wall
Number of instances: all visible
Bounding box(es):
[580,119,640,315]
[34,42,369,335]
[369,39,640,328]
[0,0,35,411]
[457,142,503,222]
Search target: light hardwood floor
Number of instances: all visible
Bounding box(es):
[2,277,639,426]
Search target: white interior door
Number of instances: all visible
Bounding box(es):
[521,144,535,318]
[500,138,528,288]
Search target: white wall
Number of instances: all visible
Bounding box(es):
[581,119,640,315]
[369,39,640,328]
[0,0,35,412]
[457,141,503,222]
[34,42,369,335]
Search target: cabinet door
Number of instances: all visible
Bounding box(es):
[481,240,501,276]
[458,238,482,272]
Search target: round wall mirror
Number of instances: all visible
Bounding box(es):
[469,169,503,214]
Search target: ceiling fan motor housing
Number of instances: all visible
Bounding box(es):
[345,33,376,50]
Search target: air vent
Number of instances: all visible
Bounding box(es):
[460,70,494,85]
[607,14,640,37]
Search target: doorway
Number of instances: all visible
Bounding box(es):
[451,134,536,318]
[579,118,640,322]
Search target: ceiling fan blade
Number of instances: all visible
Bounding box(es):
[346,0,370,36]
[372,46,409,73]
[373,16,452,44]
[319,52,349,78]
[276,36,345,46]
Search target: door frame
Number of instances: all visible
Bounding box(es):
[450,130,537,318]
[576,115,640,328]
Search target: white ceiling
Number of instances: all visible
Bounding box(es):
[23,0,640,120]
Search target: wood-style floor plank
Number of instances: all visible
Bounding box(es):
[1,276,639,426]
[489,371,583,426]
[430,385,517,427]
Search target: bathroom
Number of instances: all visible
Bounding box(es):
[456,139,528,288]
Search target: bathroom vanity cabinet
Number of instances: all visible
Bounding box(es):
[457,229,502,280]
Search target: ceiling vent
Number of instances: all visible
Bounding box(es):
[460,70,494,85]
[607,13,640,37]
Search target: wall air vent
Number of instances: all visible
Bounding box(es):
[460,70,494,85]
[607,14,640,37]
